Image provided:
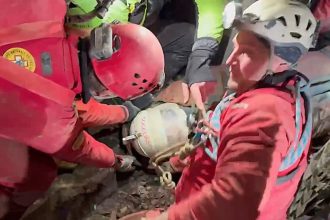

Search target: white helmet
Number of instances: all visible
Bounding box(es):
[122,103,190,158]
[223,0,319,64]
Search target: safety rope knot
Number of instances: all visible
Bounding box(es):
[151,161,176,190]
[160,171,176,190]
[178,143,196,160]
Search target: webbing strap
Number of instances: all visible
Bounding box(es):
[310,76,330,96]
[279,78,312,174]
[276,166,300,185]
[204,93,235,161]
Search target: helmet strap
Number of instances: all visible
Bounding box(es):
[264,45,275,77]
[78,39,93,103]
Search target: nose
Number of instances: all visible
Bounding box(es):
[226,49,237,66]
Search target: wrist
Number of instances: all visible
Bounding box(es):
[121,105,130,122]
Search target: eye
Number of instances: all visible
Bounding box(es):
[242,50,255,57]
[240,51,248,57]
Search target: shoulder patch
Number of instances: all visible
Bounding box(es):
[3,47,36,72]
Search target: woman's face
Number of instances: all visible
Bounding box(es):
[226,31,270,94]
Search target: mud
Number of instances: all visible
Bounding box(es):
[96,170,174,219]
[21,128,174,220]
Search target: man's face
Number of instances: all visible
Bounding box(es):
[226,31,270,94]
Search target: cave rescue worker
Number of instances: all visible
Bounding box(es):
[140,0,319,219]
[0,0,164,219]
[66,0,227,111]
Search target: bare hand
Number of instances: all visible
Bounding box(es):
[182,81,217,114]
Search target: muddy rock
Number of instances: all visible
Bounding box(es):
[21,167,173,220]
[95,170,174,219]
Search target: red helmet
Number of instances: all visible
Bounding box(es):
[89,23,165,100]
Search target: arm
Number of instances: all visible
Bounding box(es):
[53,130,117,167]
[167,96,292,220]
[182,0,227,110]
[75,98,128,127]
[184,0,227,85]
[194,0,226,42]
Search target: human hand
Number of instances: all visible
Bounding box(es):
[142,210,168,220]
[115,155,136,172]
[182,81,217,115]
[181,37,220,112]
[195,118,219,137]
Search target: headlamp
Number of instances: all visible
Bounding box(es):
[222,1,243,29]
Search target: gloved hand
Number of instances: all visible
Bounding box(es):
[122,101,141,122]
[182,38,220,113]
[115,155,136,172]
[131,93,154,110]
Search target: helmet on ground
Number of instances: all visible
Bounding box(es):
[89,23,165,100]
[123,103,190,158]
[223,0,319,64]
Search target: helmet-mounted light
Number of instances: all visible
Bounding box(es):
[222,1,243,29]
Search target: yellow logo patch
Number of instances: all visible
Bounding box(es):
[3,47,36,72]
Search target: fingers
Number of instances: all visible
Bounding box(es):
[182,81,217,117]
[194,119,219,137]
[190,83,206,115]
[181,82,190,104]
[195,127,218,137]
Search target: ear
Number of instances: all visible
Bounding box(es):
[271,55,290,73]
[89,24,113,60]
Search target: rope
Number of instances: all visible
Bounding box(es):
[148,108,211,190]
[151,161,176,190]
[149,135,208,190]
[148,141,185,190]
[150,141,186,164]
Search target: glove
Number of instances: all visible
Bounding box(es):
[183,38,220,86]
[115,155,136,172]
[131,93,154,110]
[122,101,141,122]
